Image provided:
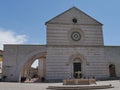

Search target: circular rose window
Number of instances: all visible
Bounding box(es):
[71,32,81,41]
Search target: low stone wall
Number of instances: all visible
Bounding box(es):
[63,79,96,85]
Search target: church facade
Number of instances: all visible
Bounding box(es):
[2,7,120,82]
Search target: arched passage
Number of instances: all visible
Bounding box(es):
[20,52,46,82]
[109,64,116,77]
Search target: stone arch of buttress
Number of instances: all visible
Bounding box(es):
[20,52,46,81]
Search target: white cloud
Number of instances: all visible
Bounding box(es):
[0,28,28,50]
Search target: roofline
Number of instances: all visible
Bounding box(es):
[45,6,103,25]
[4,44,46,46]
[104,46,120,47]
[45,7,74,25]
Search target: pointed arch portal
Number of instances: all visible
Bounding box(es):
[73,58,82,78]
[69,54,86,79]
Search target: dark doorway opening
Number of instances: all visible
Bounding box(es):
[73,63,82,78]
[109,64,116,77]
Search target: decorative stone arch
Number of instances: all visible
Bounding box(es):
[69,53,86,63]
[19,52,46,82]
[69,53,86,78]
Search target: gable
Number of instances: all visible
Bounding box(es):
[46,7,102,25]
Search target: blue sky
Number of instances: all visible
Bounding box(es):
[0,0,120,49]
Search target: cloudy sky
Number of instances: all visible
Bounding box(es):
[0,0,120,50]
[0,28,27,49]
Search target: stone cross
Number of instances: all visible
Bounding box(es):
[75,71,81,79]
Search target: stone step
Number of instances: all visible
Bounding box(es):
[47,85,114,90]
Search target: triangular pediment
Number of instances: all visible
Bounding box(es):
[46,7,102,25]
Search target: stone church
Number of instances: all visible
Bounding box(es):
[2,7,120,82]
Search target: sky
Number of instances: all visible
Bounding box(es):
[0,0,120,50]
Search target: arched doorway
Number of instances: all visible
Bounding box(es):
[73,58,82,78]
[109,64,116,77]
[69,54,86,79]
[20,53,46,82]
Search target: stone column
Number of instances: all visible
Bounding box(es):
[38,58,46,78]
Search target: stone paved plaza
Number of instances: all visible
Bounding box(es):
[0,80,120,90]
